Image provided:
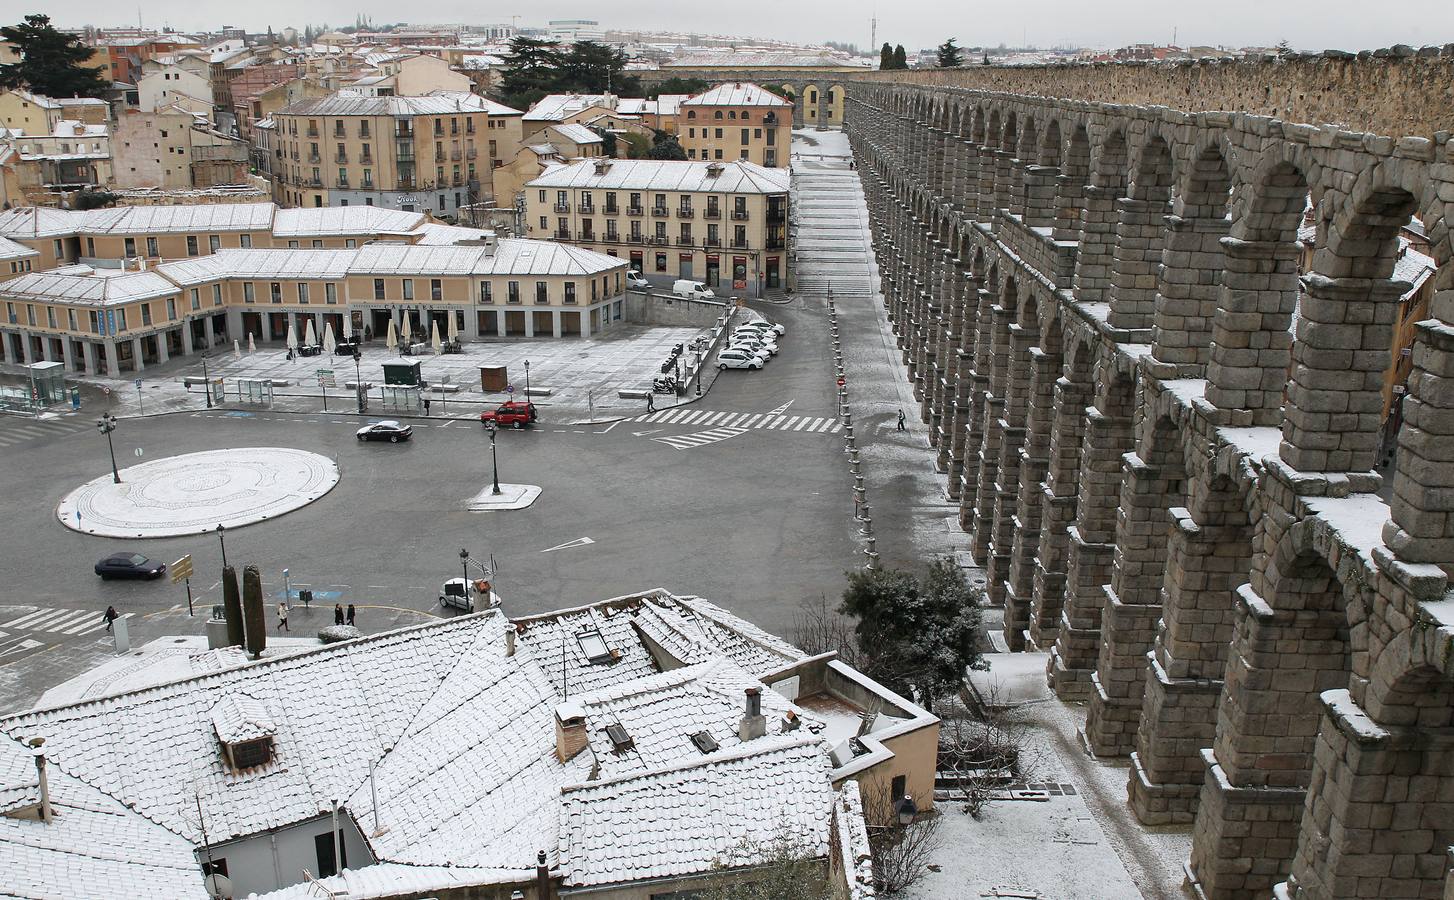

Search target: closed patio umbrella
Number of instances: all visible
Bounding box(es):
[304,318,317,347]
[430,320,442,354]
[323,322,336,355]
[386,318,398,351]
[285,323,298,351]
[401,315,413,344]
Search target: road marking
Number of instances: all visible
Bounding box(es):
[632,429,662,436]
[699,411,725,426]
[0,637,44,660]
[541,536,596,553]
[678,410,705,424]
[742,413,765,428]
[652,426,750,450]
[597,421,621,434]
[768,400,794,415]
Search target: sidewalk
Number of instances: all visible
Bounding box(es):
[2,323,730,426]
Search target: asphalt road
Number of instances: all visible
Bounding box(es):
[0,295,871,709]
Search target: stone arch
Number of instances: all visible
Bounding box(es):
[823,84,846,127]
[1053,122,1092,240]
[1284,176,1419,473]
[970,106,986,144]
[1106,135,1175,331]
[1071,128,1129,304]
[1038,118,1063,168]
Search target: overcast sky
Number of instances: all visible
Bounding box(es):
[32,1,1454,53]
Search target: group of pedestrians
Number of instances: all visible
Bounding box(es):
[274,601,357,631]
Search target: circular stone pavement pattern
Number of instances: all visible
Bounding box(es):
[57,448,340,538]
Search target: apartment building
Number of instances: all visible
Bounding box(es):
[679,82,792,168]
[525,158,790,296]
[272,91,524,215]
[0,214,625,374]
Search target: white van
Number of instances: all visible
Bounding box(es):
[672,280,715,300]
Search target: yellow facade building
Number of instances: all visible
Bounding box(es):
[273,91,524,215]
[525,158,789,296]
[679,83,793,168]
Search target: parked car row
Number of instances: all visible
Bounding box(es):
[718,319,785,371]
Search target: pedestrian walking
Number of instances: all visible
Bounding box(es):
[102,605,119,632]
[422,396,431,415]
[346,604,357,626]
[646,393,656,413]
[334,603,344,625]
[897,409,907,431]
[277,601,290,632]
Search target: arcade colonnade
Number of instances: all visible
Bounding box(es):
[846,81,1454,900]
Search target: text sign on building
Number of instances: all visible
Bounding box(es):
[316,369,336,388]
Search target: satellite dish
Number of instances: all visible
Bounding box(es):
[204,873,233,899]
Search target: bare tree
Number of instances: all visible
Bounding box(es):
[859,782,941,894]
[936,686,1037,819]
[792,593,860,668]
[695,827,834,900]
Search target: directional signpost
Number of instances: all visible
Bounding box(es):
[171,553,195,616]
[316,369,336,411]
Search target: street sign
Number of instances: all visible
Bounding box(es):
[506,384,515,394]
[316,369,337,388]
[836,376,846,387]
[170,554,194,583]
[134,379,142,390]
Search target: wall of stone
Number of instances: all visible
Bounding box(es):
[860,50,1454,139]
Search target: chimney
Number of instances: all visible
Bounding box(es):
[593,159,610,176]
[28,738,52,823]
[535,849,552,899]
[554,702,588,762]
[738,687,766,741]
[505,627,516,657]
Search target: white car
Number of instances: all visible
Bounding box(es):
[718,348,767,370]
[626,270,651,291]
[732,328,780,349]
[739,318,785,336]
[729,337,778,357]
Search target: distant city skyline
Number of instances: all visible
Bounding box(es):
[35,0,1451,55]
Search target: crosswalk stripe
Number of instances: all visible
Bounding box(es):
[814,419,835,432]
[59,611,104,634]
[0,610,57,629]
[830,422,843,433]
[780,415,801,430]
[660,410,687,423]
[741,413,764,428]
[699,411,724,426]
[794,419,812,431]
[678,410,705,425]
[26,610,87,631]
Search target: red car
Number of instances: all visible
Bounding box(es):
[481,401,539,428]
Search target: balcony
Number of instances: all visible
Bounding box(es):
[306,128,319,138]
[555,229,571,240]
[395,127,413,139]
[306,177,322,188]
[450,149,461,161]
[466,147,477,159]
[605,231,619,242]
[433,127,444,138]
[730,239,749,249]
[705,237,721,247]
[337,177,349,188]
[627,234,643,244]
[677,207,694,218]
[677,236,694,246]
[651,206,669,217]
[703,208,720,219]
[361,180,375,190]
[604,205,619,215]
[563,295,577,305]
[626,206,644,216]
[579,204,595,216]
[360,154,373,165]
[554,202,570,213]
[649,235,668,245]
[731,210,749,220]
[398,178,416,190]
[435,151,447,162]
[307,153,321,163]
[335,153,348,163]
[359,128,371,139]
[334,129,346,139]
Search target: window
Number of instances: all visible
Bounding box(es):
[402,279,414,300]
[287,240,300,249]
[190,289,200,310]
[479,280,493,303]
[891,774,907,802]
[297,283,310,303]
[209,234,221,252]
[270,282,282,303]
[86,237,95,256]
[345,239,356,249]
[312,239,323,249]
[124,237,136,256]
[116,309,127,331]
[166,298,176,320]
[186,236,198,256]
[146,237,158,257]
[535,281,548,304]
[508,281,520,304]
[314,829,346,879]
[46,306,56,328]
[564,282,576,304]
[430,279,442,301]
[715,128,723,138]
[325,283,337,304]
[140,304,152,326]
[714,110,723,120]
[88,310,98,332]
[538,189,546,203]
[655,252,667,272]
[687,110,696,119]
[741,128,749,145]
[373,279,385,301]
[67,309,76,330]
[52,238,62,259]
[240,234,252,249]
[734,224,747,246]
[213,284,222,306]
[243,283,256,303]
[539,216,548,229]
[577,628,612,661]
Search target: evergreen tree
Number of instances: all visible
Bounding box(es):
[496,35,563,110]
[593,126,618,157]
[558,40,629,94]
[983,52,991,65]
[892,44,908,69]
[646,76,709,98]
[645,129,687,160]
[0,14,110,98]
[936,37,963,68]
[879,42,894,70]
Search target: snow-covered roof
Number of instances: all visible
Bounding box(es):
[78,203,275,235]
[665,50,870,68]
[682,82,792,107]
[528,158,791,194]
[0,590,851,899]
[1394,244,1437,300]
[0,236,38,262]
[158,248,357,284]
[559,735,833,888]
[0,208,82,240]
[615,98,656,115]
[524,93,612,122]
[279,91,503,117]
[348,240,625,277]
[655,94,688,116]
[427,89,522,116]
[550,122,603,145]
[271,205,423,237]
[0,269,178,306]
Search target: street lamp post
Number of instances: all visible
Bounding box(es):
[352,349,363,414]
[486,421,502,495]
[459,548,471,585]
[216,524,228,569]
[523,359,530,399]
[96,414,121,484]
[201,353,212,409]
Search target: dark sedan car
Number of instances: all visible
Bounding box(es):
[95,553,166,580]
[356,420,413,443]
